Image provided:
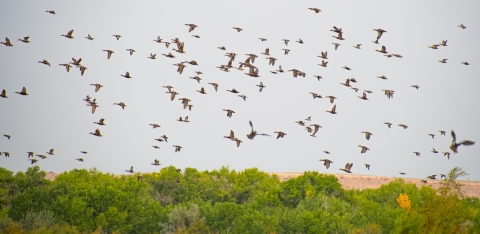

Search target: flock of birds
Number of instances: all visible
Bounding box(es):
[0,8,476,182]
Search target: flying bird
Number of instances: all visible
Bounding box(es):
[450,130,475,153]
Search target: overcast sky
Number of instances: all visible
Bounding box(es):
[1,0,479,181]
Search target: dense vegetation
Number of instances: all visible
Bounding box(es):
[0,166,479,234]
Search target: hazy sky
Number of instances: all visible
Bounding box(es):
[1,0,479,181]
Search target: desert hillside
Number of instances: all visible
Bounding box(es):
[44,171,480,198]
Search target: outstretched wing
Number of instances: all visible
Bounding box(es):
[451,130,456,143]
[249,121,254,132]
[460,140,475,146]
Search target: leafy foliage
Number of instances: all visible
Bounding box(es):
[0,166,479,233]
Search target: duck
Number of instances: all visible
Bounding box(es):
[114,102,126,109]
[342,66,351,70]
[440,174,447,178]
[174,63,186,74]
[295,121,305,126]
[325,96,336,103]
[3,134,11,139]
[85,34,94,40]
[398,124,408,129]
[161,135,168,142]
[218,46,226,50]
[185,24,198,32]
[190,76,202,83]
[373,28,387,40]
[319,60,328,67]
[89,129,102,137]
[2,152,10,157]
[364,164,371,170]
[113,35,122,40]
[438,59,448,63]
[76,158,84,162]
[79,66,87,76]
[376,45,388,54]
[80,151,88,154]
[125,166,134,173]
[35,154,52,161]
[148,53,157,59]
[196,87,207,94]
[340,79,351,87]
[126,49,135,56]
[358,145,369,153]
[29,159,38,164]
[227,89,239,94]
[361,131,373,140]
[308,8,321,13]
[207,83,219,92]
[17,36,30,43]
[256,82,265,92]
[233,27,243,32]
[261,48,270,55]
[238,95,247,101]
[309,92,322,99]
[282,39,290,46]
[377,75,387,80]
[353,44,361,49]
[313,75,322,81]
[421,180,428,184]
[318,51,328,59]
[461,61,470,65]
[340,163,353,173]
[310,124,322,133]
[59,64,72,72]
[440,130,446,135]
[173,145,182,152]
[274,131,287,139]
[411,85,419,90]
[358,92,368,100]
[27,152,34,158]
[432,148,438,153]
[39,60,51,66]
[305,127,313,133]
[151,159,161,166]
[150,124,161,129]
[427,175,437,180]
[46,10,56,15]
[61,30,74,39]
[351,87,359,92]
[399,172,406,175]
[443,152,451,160]
[153,36,162,43]
[70,57,82,67]
[450,130,475,153]
[319,159,333,169]
[46,149,54,155]
[332,43,340,50]
[330,26,342,33]
[266,57,277,66]
[296,38,304,44]
[428,134,435,139]
[0,89,8,98]
[458,24,466,29]
[326,104,337,114]
[440,40,447,46]
[223,109,235,118]
[90,84,103,92]
[166,91,179,101]
[121,71,131,78]
[102,50,114,59]
[15,87,28,96]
